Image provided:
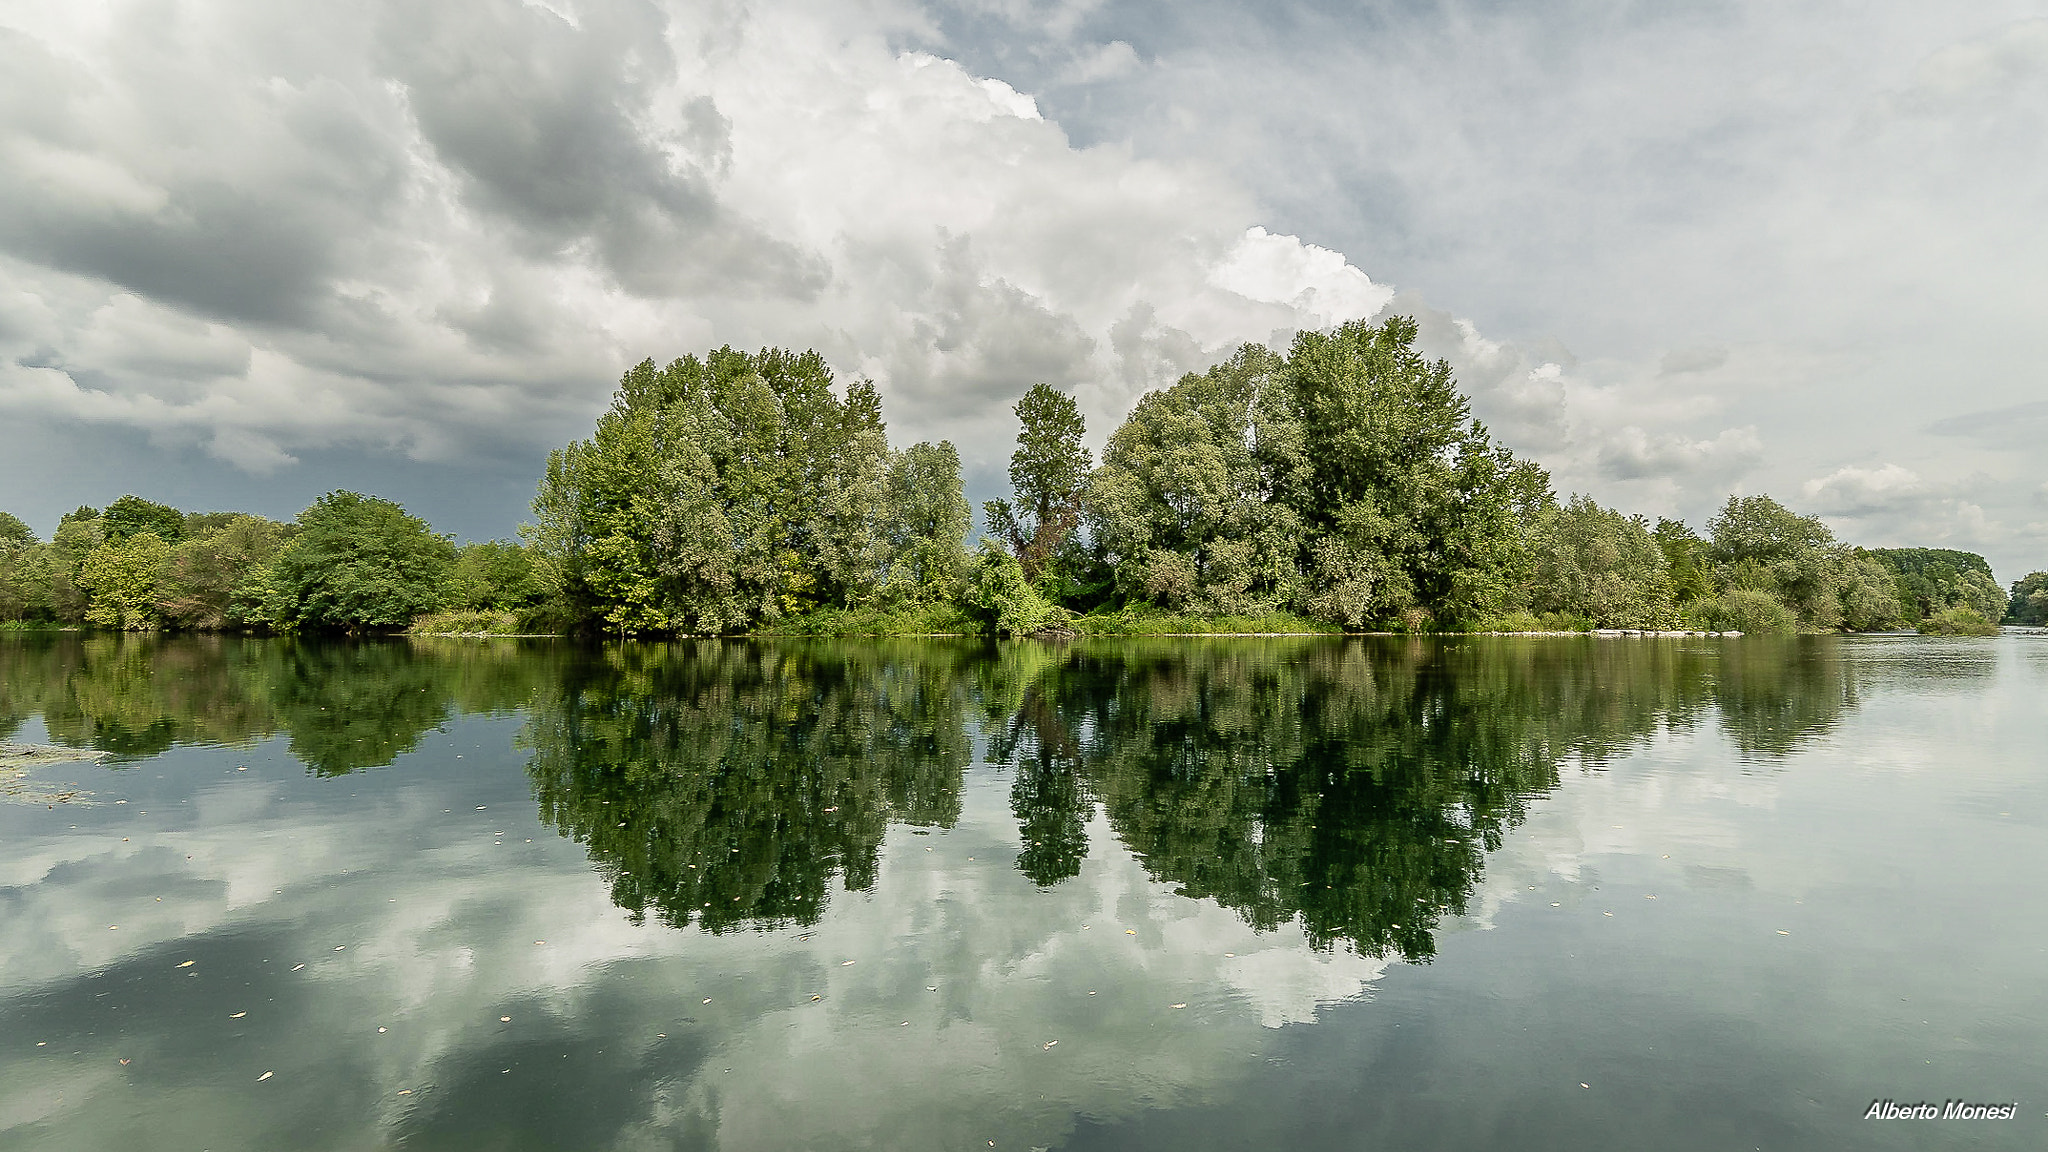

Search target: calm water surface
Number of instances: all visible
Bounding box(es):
[1,633,2043,1150]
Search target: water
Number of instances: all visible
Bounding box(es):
[1,632,2043,1150]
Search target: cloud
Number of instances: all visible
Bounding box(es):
[1926,400,2048,450]
[1597,425,1763,484]
[1659,346,1729,376]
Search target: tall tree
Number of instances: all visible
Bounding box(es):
[882,440,973,600]
[1281,316,1550,628]
[984,383,1093,585]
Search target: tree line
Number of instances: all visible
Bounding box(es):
[1,316,2041,635]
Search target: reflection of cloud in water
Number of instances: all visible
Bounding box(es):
[0,731,1386,1151]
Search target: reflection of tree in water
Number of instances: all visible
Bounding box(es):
[1710,637,1861,760]
[521,641,974,931]
[0,634,555,772]
[985,638,1755,961]
[1,631,1872,955]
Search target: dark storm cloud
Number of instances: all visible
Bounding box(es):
[0,26,404,328]
[378,0,823,299]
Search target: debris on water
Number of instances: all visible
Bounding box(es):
[378,1027,386,1033]
[841,960,856,966]
[500,1016,511,1022]
[1777,930,1790,936]
[1125,929,1136,935]
[398,1089,412,1095]
[291,964,304,971]
[177,961,195,969]
[230,1012,246,1019]
[703,998,711,1004]
[1170,1003,1187,1009]
[811,995,822,1002]
[258,1071,273,1081]
[1043,1040,1057,1049]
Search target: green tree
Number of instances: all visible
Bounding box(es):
[882,441,973,601]
[157,515,290,630]
[1280,316,1550,628]
[443,541,546,612]
[78,533,173,630]
[2007,572,2048,625]
[963,542,1062,637]
[1705,494,1844,630]
[1087,344,1307,615]
[101,495,186,544]
[0,511,33,550]
[534,349,908,634]
[269,492,454,632]
[1653,518,1714,605]
[1527,496,1678,628]
[984,383,1093,587]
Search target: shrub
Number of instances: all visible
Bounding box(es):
[964,545,1064,637]
[1692,589,1799,635]
[408,609,522,635]
[1917,607,2000,636]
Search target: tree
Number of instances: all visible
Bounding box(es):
[102,495,186,544]
[269,492,454,632]
[535,348,953,634]
[1281,316,1551,629]
[1527,497,1678,629]
[444,541,546,612]
[1705,494,1843,630]
[2007,572,2048,625]
[1871,548,2004,623]
[881,441,973,601]
[984,383,1093,587]
[78,533,173,630]
[0,511,34,551]
[1087,344,1306,615]
[1653,518,1714,605]
[157,515,290,630]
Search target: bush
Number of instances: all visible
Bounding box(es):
[1691,589,1799,635]
[964,545,1064,637]
[1917,607,2000,636]
[408,609,523,635]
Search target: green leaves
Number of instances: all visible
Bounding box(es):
[534,348,972,635]
[269,492,454,633]
[1082,317,1550,629]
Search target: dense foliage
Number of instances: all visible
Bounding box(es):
[2008,572,2048,625]
[0,493,537,635]
[1,632,1865,957]
[5,321,2035,637]
[531,348,971,635]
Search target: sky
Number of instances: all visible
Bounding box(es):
[1,0,2044,577]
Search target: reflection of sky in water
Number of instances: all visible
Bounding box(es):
[2,635,2046,1150]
